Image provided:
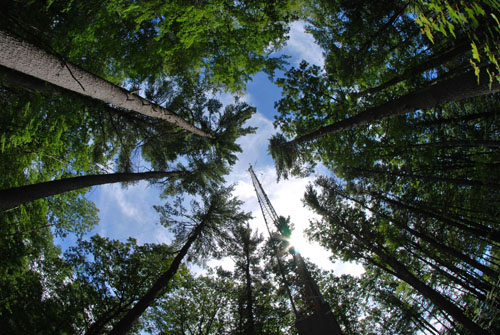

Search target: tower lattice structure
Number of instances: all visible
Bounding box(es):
[248,165,344,335]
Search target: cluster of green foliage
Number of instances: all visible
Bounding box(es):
[1,0,300,91]
[2,0,500,334]
[268,0,500,334]
[0,0,300,333]
[414,0,500,83]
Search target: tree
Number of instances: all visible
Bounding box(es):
[0,170,189,211]
[270,67,500,179]
[1,0,299,92]
[0,29,210,137]
[107,185,252,335]
[304,176,496,334]
[144,269,236,335]
[226,221,264,335]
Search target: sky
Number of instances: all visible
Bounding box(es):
[72,21,364,277]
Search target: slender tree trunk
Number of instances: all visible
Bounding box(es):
[0,30,210,138]
[337,189,499,278]
[0,170,187,210]
[409,240,494,296]
[109,220,207,335]
[286,69,500,147]
[309,198,486,334]
[354,40,470,98]
[404,243,489,303]
[408,140,500,149]
[243,243,255,335]
[415,110,498,128]
[369,191,500,243]
[349,164,500,190]
[360,223,483,334]
[367,242,484,334]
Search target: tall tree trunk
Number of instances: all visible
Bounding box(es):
[415,110,498,128]
[368,191,500,243]
[286,69,500,147]
[348,164,500,190]
[308,196,486,334]
[354,40,471,98]
[407,140,500,149]
[243,242,255,335]
[370,246,484,335]
[337,189,499,278]
[0,170,187,210]
[0,30,210,138]
[0,64,138,120]
[109,219,207,335]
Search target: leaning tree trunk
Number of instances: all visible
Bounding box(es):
[0,170,187,210]
[346,213,485,334]
[353,39,471,98]
[370,244,485,335]
[286,69,500,147]
[335,188,500,278]
[109,219,207,335]
[0,30,210,138]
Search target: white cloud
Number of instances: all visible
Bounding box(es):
[88,181,171,245]
[284,21,325,67]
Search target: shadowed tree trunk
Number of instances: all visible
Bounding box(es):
[109,218,208,335]
[305,185,487,335]
[335,188,500,278]
[0,170,188,210]
[338,216,483,334]
[0,30,210,138]
[284,69,500,148]
[353,39,471,98]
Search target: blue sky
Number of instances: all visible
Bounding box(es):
[62,22,363,277]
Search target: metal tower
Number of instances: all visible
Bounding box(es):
[248,165,344,335]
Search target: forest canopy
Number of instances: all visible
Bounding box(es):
[1,0,499,334]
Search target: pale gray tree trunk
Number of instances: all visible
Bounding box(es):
[0,30,210,138]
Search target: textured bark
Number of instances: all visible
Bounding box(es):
[0,170,186,210]
[288,69,500,147]
[109,220,207,335]
[0,30,210,138]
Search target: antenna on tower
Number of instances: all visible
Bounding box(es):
[248,165,344,335]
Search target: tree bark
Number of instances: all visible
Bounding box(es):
[109,219,207,335]
[243,241,255,335]
[0,170,187,210]
[0,30,210,138]
[287,69,500,147]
